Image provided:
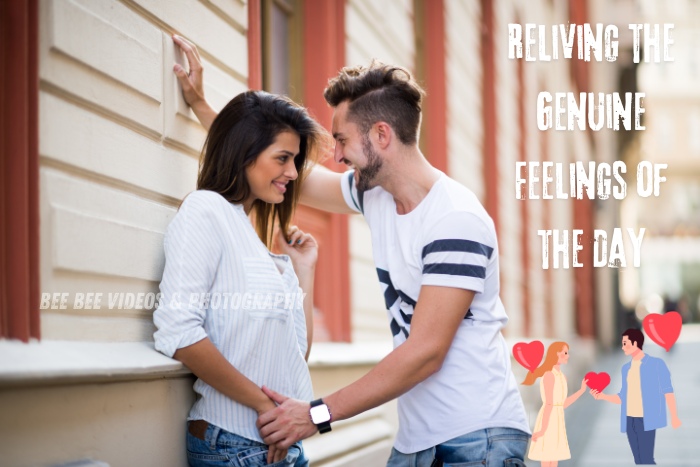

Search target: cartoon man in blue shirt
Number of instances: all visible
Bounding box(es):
[591,328,682,464]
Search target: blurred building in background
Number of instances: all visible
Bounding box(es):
[619,0,700,329]
[3,0,692,465]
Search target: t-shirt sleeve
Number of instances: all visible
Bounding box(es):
[658,358,674,394]
[420,212,496,293]
[339,170,364,214]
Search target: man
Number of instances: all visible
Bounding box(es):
[173,36,530,466]
[591,329,682,465]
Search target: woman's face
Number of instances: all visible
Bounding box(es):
[244,131,301,210]
[557,346,570,365]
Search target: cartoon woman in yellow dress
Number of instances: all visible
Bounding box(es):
[523,342,588,467]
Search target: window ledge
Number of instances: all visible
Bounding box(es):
[307,341,393,368]
[0,340,188,387]
[0,339,394,387]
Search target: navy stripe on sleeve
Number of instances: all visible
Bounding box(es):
[423,263,486,279]
[422,239,494,260]
[347,171,362,213]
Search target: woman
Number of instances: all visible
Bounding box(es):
[153,88,327,466]
[524,342,588,467]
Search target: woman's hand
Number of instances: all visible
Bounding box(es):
[277,226,318,273]
[172,35,217,130]
[581,378,589,391]
[531,430,544,442]
[172,35,206,107]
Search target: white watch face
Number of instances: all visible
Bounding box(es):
[310,404,331,424]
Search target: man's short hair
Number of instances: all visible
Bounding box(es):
[622,328,644,350]
[323,60,425,145]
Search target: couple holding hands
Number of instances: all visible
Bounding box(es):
[154,35,532,467]
[526,330,682,466]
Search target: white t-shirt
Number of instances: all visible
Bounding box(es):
[341,170,530,453]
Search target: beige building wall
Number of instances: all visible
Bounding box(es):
[495,0,526,336]
[445,1,484,198]
[39,0,247,340]
[2,0,244,465]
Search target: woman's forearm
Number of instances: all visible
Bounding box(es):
[174,337,274,414]
[603,393,622,404]
[564,387,585,408]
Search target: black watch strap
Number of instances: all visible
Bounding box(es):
[310,398,332,434]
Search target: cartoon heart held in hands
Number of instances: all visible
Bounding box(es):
[584,372,611,392]
[513,340,544,372]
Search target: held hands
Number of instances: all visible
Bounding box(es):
[531,430,544,442]
[277,227,318,273]
[256,386,318,450]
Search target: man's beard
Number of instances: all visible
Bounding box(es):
[356,135,383,192]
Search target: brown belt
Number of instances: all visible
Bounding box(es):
[188,419,209,441]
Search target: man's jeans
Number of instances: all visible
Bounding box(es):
[386,427,529,467]
[626,416,656,465]
[186,421,308,467]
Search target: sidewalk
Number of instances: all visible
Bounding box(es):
[526,324,700,467]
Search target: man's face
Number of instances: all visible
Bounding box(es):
[622,336,638,356]
[332,101,383,191]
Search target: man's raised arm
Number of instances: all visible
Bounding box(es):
[300,166,356,214]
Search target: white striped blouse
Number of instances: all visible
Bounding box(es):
[153,190,313,442]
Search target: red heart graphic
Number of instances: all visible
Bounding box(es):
[643,311,682,352]
[512,340,544,372]
[585,372,611,392]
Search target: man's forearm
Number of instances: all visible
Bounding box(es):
[665,393,679,418]
[604,393,621,404]
[324,339,442,421]
[298,166,357,214]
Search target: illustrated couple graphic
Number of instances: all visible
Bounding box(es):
[522,328,682,466]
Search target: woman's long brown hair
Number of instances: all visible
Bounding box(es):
[521,341,569,385]
[197,91,327,248]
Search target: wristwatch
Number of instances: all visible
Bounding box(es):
[309,398,332,434]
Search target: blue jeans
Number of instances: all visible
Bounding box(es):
[626,416,656,465]
[386,427,529,467]
[186,422,309,467]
